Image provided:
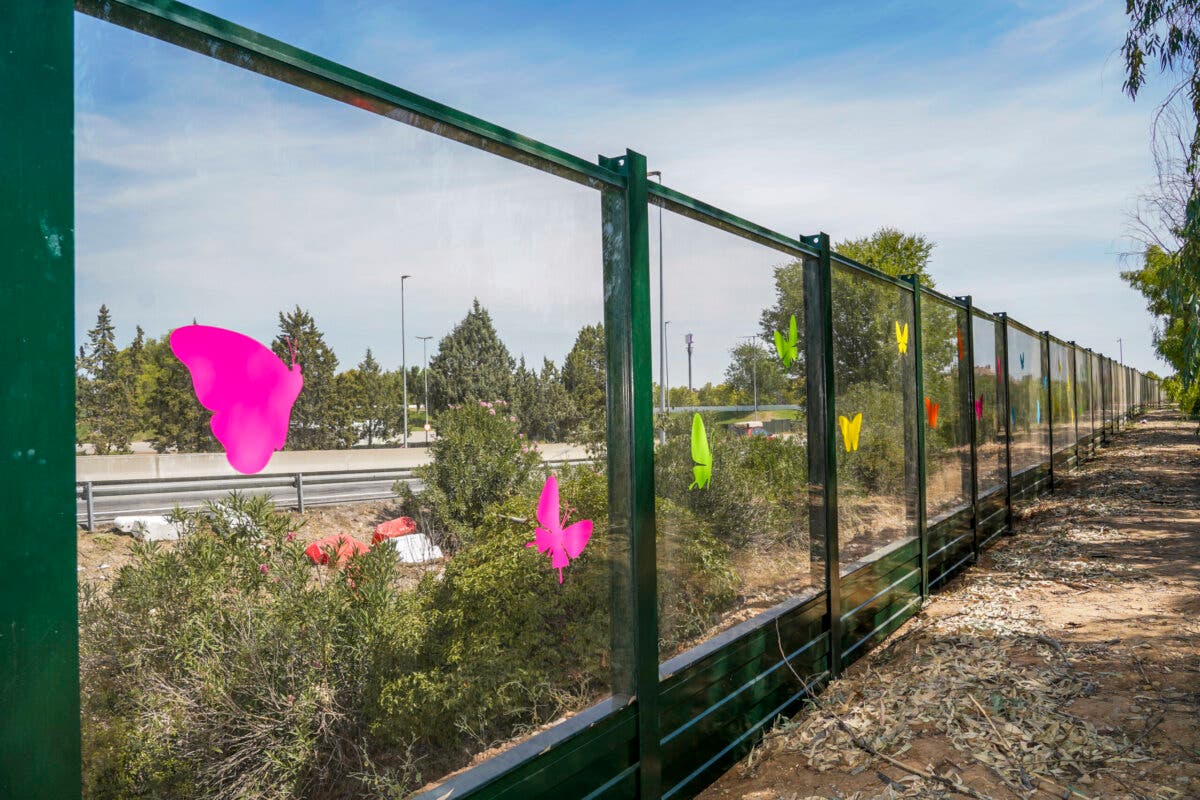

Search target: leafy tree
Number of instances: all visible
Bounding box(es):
[427,300,515,411]
[272,306,354,450]
[724,341,788,405]
[759,227,935,386]
[561,323,607,445]
[1121,1,1200,387]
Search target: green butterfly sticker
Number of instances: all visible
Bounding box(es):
[690,413,712,490]
[774,314,798,368]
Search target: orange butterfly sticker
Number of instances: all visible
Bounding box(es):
[925,396,940,429]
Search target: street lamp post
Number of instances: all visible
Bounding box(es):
[417,335,432,444]
[401,274,411,447]
[664,319,672,411]
[685,332,694,391]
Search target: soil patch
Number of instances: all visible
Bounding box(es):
[700,409,1200,800]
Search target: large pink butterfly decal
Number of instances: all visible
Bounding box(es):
[526,474,593,584]
[170,325,304,474]
[975,393,984,421]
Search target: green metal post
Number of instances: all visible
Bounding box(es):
[902,276,928,599]
[802,232,840,676]
[958,297,979,561]
[997,313,1014,532]
[0,3,81,797]
[598,151,659,800]
[1043,332,1054,492]
[1069,342,1079,465]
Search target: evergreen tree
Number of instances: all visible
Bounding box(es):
[147,331,219,454]
[427,299,515,410]
[348,348,391,446]
[512,357,576,441]
[272,306,353,450]
[77,305,137,453]
[561,323,607,445]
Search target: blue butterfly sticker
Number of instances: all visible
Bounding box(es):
[1011,406,1016,427]
[1019,353,1025,370]
[1036,398,1041,424]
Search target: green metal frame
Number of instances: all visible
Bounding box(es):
[1,4,80,798]
[1,3,1162,798]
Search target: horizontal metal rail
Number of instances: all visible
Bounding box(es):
[76,458,591,529]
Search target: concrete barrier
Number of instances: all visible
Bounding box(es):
[77,443,589,482]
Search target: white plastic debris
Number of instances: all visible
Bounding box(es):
[382,532,444,564]
[113,515,185,542]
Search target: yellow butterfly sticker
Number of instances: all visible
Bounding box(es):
[838,412,862,452]
[894,321,909,354]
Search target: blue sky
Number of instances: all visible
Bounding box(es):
[75,0,1173,382]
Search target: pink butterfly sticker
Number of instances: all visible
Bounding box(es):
[170,325,304,474]
[975,393,984,421]
[526,474,593,584]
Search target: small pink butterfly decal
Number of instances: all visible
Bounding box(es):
[170,325,304,474]
[526,474,593,584]
[975,393,984,421]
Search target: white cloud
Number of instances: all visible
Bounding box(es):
[74,0,1169,380]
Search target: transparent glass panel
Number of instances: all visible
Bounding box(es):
[76,15,621,792]
[831,266,918,574]
[1075,347,1093,438]
[1049,340,1073,453]
[921,294,970,521]
[971,313,1006,499]
[1006,326,1049,474]
[650,207,817,661]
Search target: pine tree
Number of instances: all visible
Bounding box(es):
[77,305,137,453]
[427,299,515,410]
[348,348,392,446]
[272,306,353,450]
[562,323,607,445]
[147,331,219,454]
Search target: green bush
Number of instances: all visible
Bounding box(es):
[655,497,740,651]
[400,400,541,549]
[653,411,808,550]
[375,464,613,760]
[835,381,910,497]
[81,493,424,800]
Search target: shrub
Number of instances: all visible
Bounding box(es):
[80,493,425,800]
[375,463,612,765]
[653,411,808,550]
[399,400,541,549]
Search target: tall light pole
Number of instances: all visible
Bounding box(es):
[417,335,432,444]
[664,320,672,411]
[648,170,665,423]
[401,274,411,447]
[740,335,760,421]
[685,332,694,391]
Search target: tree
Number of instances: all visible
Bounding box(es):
[561,323,606,444]
[427,299,515,410]
[512,357,576,441]
[77,305,138,453]
[1122,2,1200,387]
[759,227,936,385]
[272,307,354,450]
[147,331,220,454]
[347,349,391,446]
[724,341,787,405]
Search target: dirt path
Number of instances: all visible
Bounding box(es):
[701,409,1200,800]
